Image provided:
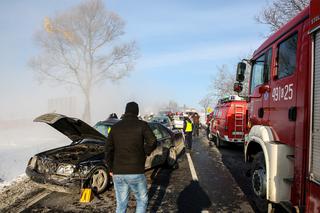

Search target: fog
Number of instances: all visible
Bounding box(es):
[0,73,179,182]
[0,0,195,182]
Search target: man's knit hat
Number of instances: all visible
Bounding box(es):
[125,102,139,116]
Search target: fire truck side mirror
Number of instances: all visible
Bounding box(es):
[258,84,270,94]
[234,82,243,93]
[236,62,246,82]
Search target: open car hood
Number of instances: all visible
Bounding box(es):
[34,113,107,142]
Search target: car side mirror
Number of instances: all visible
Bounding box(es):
[234,82,243,93]
[236,62,246,82]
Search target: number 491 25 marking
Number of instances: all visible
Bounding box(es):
[272,83,294,102]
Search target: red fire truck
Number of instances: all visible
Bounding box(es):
[208,95,248,148]
[234,1,320,212]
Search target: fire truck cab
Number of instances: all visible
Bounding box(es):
[234,1,320,212]
[209,95,248,148]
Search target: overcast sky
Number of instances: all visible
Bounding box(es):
[0,0,269,123]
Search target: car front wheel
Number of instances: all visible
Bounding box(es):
[90,166,109,194]
[166,147,177,168]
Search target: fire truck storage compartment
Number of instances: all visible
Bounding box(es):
[311,30,320,183]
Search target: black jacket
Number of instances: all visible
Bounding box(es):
[105,114,157,174]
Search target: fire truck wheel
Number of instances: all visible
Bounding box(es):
[216,136,223,148]
[206,128,211,140]
[251,152,266,198]
[208,132,213,141]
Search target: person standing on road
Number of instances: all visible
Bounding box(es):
[105,102,157,213]
[192,112,200,137]
[183,114,193,150]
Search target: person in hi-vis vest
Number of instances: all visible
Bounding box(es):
[183,114,193,150]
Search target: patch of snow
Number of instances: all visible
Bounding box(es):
[0,173,27,193]
[0,124,68,182]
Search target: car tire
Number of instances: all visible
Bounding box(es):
[166,147,177,168]
[90,166,110,194]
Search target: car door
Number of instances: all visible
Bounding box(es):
[145,123,168,168]
[168,125,185,155]
[158,124,174,148]
[156,124,173,164]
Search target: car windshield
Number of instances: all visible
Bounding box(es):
[94,123,112,137]
[151,117,169,124]
[173,116,183,121]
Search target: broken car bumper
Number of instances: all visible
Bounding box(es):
[26,167,81,193]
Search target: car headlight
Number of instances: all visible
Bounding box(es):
[28,156,37,169]
[56,164,75,176]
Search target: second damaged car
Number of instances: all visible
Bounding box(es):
[26,113,184,194]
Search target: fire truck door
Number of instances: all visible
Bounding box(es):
[269,29,300,146]
[248,49,272,125]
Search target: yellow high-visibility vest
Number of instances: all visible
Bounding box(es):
[107,127,111,134]
[185,120,193,132]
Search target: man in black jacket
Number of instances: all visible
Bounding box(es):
[105,102,157,213]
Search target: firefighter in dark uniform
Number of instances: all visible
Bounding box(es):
[183,114,193,150]
[192,112,200,136]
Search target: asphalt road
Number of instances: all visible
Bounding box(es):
[2,130,261,212]
[187,133,254,213]
[209,137,268,213]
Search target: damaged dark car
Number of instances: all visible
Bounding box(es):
[26,113,184,194]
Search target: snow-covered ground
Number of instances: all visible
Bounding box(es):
[0,174,27,193]
[0,123,69,182]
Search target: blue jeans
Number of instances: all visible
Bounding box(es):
[113,174,148,213]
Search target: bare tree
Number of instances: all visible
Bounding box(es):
[199,95,212,115]
[208,65,236,100]
[256,0,309,33]
[29,0,138,123]
[206,62,251,106]
[167,100,179,112]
